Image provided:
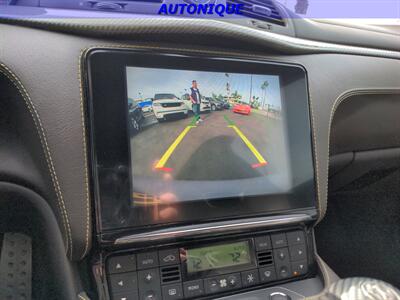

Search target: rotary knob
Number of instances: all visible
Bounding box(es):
[270,292,291,300]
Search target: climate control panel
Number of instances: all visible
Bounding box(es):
[105,229,312,300]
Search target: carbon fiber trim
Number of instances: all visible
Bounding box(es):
[115,214,312,245]
[0,18,399,60]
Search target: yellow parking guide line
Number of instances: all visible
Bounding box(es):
[228,125,267,165]
[155,125,195,170]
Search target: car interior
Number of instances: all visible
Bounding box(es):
[0,1,400,299]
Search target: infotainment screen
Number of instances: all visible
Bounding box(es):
[86,49,317,232]
[126,67,292,209]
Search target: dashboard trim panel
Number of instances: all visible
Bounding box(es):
[114,214,313,245]
[2,18,400,59]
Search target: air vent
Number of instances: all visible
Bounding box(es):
[160,265,181,284]
[227,0,285,26]
[257,250,274,266]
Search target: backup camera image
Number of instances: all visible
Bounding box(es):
[126,67,292,206]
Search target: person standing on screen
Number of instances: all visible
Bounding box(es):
[190,80,203,125]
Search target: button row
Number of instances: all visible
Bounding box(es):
[273,245,306,264]
[184,264,307,299]
[108,231,307,299]
[109,268,162,299]
[109,260,308,300]
[254,230,305,251]
[108,249,180,274]
[108,231,305,274]
[272,246,307,281]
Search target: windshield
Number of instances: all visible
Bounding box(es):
[276,0,400,22]
[154,94,178,101]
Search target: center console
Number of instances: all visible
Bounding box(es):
[84,48,318,300]
[106,228,313,300]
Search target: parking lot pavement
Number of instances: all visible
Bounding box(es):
[131,110,288,181]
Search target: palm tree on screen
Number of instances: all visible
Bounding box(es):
[260,81,269,110]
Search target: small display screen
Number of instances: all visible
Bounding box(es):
[184,241,252,273]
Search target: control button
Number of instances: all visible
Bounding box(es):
[108,254,137,274]
[138,269,161,300]
[109,272,138,293]
[137,252,158,270]
[255,236,272,251]
[259,266,276,283]
[277,265,291,279]
[226,273,241,289]
[111,291,139,300]
[241,269,259,287]
[291,260,308,276]
[145,273,153,283]
[183,280,204,298]
[162,283,183,300]
[158,249,179,266]
[286,231,305,246]
[274,248,290,263]
[270,291,291,300]
[228,275,237,287]
[273,248,292,280]
[289,244,306,262]
[205,278,220,294]
[138,269,158,285]
[205,273,240,294]
[218,278,228,289]
[275,249,287,261]
[143,290,158,300]
[271,233,288,248]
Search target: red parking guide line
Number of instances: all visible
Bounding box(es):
[251,162,268,169]
[156,166,174,172]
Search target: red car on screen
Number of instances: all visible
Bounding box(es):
[233,103,251,115]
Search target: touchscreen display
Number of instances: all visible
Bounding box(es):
[126,67,293,223]
[87,50,316,231]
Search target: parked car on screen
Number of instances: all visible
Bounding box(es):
[206,97,223,111]
[200,97,211,113]
[138,98,153,113]
[152,93,188,121]
[233,103,251,115]
[128,99,144,135]
[181,94,211,113]
[221,100,231,109]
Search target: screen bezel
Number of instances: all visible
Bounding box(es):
[85,48,317,234]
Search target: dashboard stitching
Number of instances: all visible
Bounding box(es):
[326,88,400,222]
[78,294,87,300]
[80,44,323,223]
[307,92,322,224]
[0,63,73,258]
[78,48,91,260]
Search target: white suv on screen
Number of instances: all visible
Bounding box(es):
[181,94,211,113]
[152,93,188,121]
